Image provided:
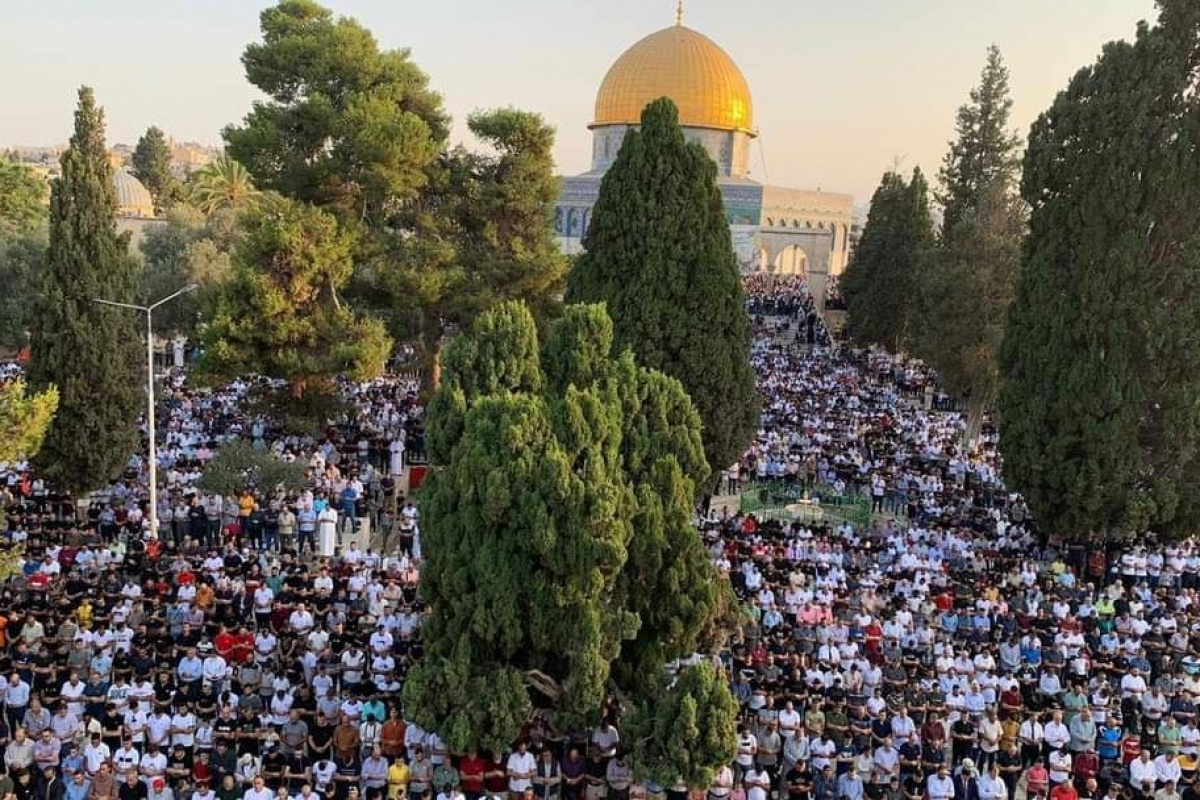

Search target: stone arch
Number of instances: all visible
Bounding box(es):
[773,245,808,276]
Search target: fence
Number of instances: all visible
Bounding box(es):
[738,480,874,529]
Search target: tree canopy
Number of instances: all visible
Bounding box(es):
[935,46,1023,236]
[911,46,1025,441]
[139,204,238,336]
[0,380,59,465]
[199,440,307,496]
[840,168,935,353]
[131,126,179,206]
[367,108,568,345]
[999,0,1200,541]
[566,98,757,475]
[27,87,145,495]
[188,155,260,216]
[200,192,391,397]
[0,158,48,234]
[223,0,448,225]
[406,301,735,783]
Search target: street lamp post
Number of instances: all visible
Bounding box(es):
[92,284,197,539]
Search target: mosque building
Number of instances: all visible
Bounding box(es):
[555,4,854,311]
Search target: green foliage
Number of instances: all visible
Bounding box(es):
[188,155,260,215]
[0,158,49,234]
[223,0,448,225]
[913,182,1023,413]
[936,46,1023,235]
[223,2,564,352]
[999,1,1200,541]
[200,193,391,395]
[131,126,179,206]
[139,205,238,335]
[624,662,739,788]
[911,46,1025,434]
[0,228,48,351]
[27,87,144,495]
[407,302,734,779]
[0,380,59,464]
[841,168,935,352]
[566,98,758,474]
[368,109,568,347]
[199,440,306,496]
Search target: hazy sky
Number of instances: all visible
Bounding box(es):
[1,0,1158,203]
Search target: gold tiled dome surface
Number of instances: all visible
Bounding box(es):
[592,25,754,134]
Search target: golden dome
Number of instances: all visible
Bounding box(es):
[592,24,754,134]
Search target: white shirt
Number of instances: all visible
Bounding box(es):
[507,751,537,792]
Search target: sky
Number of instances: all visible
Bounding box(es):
[0,0,1159,204]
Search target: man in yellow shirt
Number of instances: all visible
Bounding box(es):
[388,756,410,800]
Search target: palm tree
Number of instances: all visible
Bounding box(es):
[190,154,258,214]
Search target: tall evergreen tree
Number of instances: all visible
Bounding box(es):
[936,46,1023,235]
[841,168,935,352]
[224,0,448,225]
[913,46,1025,442]
[200,193,391,398]
[407,302,736,782]
[914,182,1023,441]
[565,98,757,475]
[224,2,564,353]
[370,109,568,345]
[28,87,144,494]
[999,0,1200,541]
[131,126,178,206]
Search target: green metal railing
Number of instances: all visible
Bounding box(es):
[738,480,874,529]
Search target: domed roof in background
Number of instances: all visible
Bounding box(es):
[113,169,155,218]
[592,23,754,135]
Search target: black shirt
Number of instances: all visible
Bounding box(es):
[119,782,149,800]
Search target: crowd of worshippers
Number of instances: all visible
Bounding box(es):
[4,281,1200,800]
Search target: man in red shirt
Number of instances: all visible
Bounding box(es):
[1049,780,1078,800]
[1072,748,1099,790]
[458,748,487,799]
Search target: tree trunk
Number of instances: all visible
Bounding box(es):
[961,393,990,449]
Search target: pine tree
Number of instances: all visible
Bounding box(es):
[200,193,391,399]
[27,87,145,494]
[841,168,935,352]
[999,0,1200,541]
[224,0,448,225]
[566,98,758,476]
[912,46,1025,442]
[914,182,1023,441]
[406,302,736,781]
[131,126,178,206]
[936,46,1023,235]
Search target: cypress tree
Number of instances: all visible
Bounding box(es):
[28,87,144,494]
[936,46,1023,235]
[999,0,1200,541]
[912,46,1025,442]
[131,126,177,206]
[566,98,758,476]
[841,168,934,352]
[407,302,736,781]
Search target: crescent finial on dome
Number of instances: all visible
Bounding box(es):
[675,0,683,26]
